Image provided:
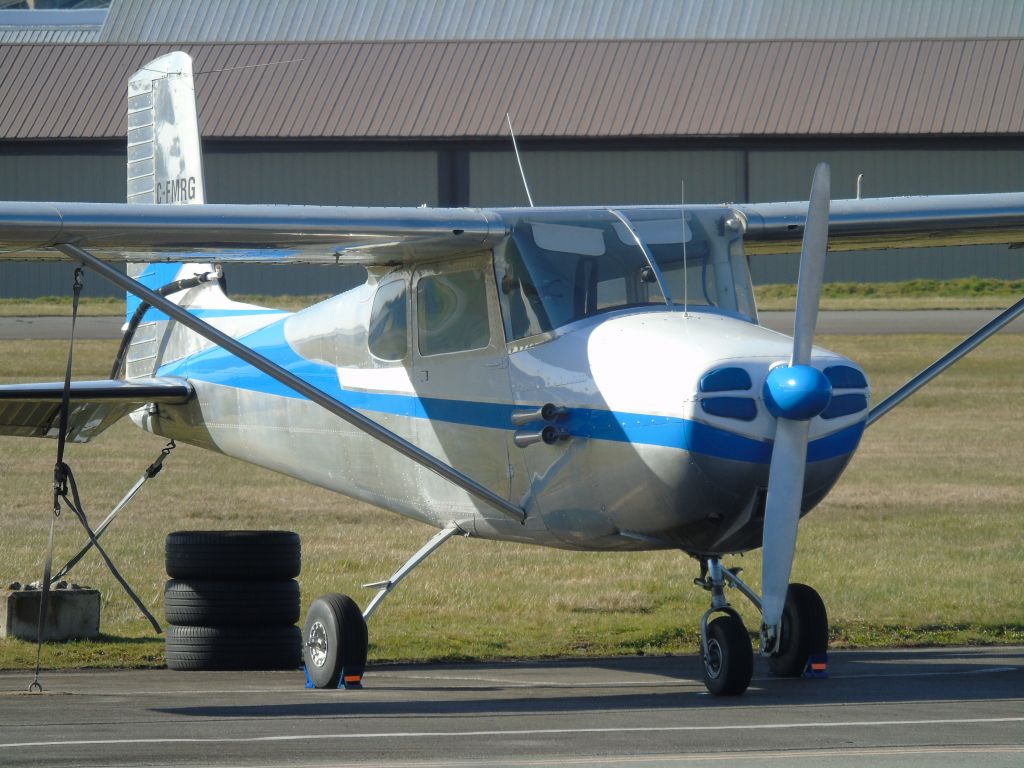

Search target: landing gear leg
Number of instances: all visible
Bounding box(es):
[303,523,464,689]
[696,558,753,696]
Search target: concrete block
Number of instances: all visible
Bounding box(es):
[1,584,101,641]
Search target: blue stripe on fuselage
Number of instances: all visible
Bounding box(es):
[157,318,864,464]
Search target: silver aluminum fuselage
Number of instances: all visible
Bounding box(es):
[136,299,868,556]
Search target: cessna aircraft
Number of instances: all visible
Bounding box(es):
[1,52,1022,695]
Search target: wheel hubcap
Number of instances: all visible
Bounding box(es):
[706,638,723,679]
[308,620,328,667]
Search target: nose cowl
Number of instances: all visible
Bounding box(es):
[763,364,832,420]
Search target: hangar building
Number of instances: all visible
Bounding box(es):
[1,0,1022,297]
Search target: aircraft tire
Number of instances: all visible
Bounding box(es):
[165,530,300,580]
[702,614,753,696]
[767,583,829,677]
[165,624,302,670]
[303,593,368,689]
[164,579,300,626]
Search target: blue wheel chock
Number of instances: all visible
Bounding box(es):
[303,664,364,689]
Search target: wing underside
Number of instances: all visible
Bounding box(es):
[0,378,192,443]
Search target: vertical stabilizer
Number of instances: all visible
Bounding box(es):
[127,50,205,206]
[123,52,286,379]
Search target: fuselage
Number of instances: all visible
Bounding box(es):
[131,206,869,556]
[139,299,868,556]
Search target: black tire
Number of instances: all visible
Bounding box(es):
[303,593,368,689]
[164,579,300,626]
[767,583,829,677]
[166,530,300,580]
[702,614,754,696]
[165,624,302,670]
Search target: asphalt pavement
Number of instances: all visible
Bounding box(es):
[0,647,1021,767]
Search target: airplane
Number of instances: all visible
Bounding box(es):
[1,51,1023,695]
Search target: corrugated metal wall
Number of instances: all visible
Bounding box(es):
[0,147,435,298]
[747,148,1024,283]
[99,0,1024,43]
[2,144,1023,297]
[469,149,745,207]
[203,148,436,296]
[0,148,123,299]
[205,149,437,205]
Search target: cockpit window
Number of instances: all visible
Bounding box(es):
[496,208,756,342]
[417,269,491,356]
[368,278,408,361]
[495,210,668,341]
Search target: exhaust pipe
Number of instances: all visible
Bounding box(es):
[510,403,569,426]
[514,425,570,448]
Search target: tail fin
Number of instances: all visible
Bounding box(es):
[123,52,285,379]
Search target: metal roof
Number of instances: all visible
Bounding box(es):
[97,0,1024,43]
[0,8,104,43]
[2,39,1023,141]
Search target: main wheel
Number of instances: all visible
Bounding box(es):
[767,583,828,677]
[303,593,368,689]
[702,614,753,696]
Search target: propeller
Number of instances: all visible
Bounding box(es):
[760,162,833,654]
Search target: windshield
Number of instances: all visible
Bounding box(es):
[495,209,667,340]
[496,208,756,342]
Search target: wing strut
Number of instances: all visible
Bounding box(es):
[56,244,527,525]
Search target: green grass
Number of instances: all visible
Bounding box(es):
[0,295,322,316]
[0,334,1022,670]
[755,277,1024,310]
[2,277,1023,315]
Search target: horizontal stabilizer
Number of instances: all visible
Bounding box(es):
[0,378,192,443]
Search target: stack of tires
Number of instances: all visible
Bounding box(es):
[164,531,303,671]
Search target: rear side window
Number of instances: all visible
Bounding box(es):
[368,279,408,361]
[417,269,490,356]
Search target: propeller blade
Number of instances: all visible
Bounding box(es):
[760,162,832,652]
[791,162,831,366]
[760,418,810,631]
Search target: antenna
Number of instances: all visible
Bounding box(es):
[681,180,689,317]
[506,113,535,207]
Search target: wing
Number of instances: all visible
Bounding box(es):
[0,378,192,442]
[1,194,1024,264]
[733,193,1024,254]
[0,201,504,264]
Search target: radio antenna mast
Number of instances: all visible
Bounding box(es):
[506,113,535,207]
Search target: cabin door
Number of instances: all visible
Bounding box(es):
[410,255,519,526]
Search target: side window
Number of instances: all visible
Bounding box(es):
[368,279,408,361]
[417,269,491,356]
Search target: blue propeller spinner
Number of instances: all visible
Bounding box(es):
[763,365,832,421]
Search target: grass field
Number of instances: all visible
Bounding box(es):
[2,277,1022,315]
[0,333,1022,670]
